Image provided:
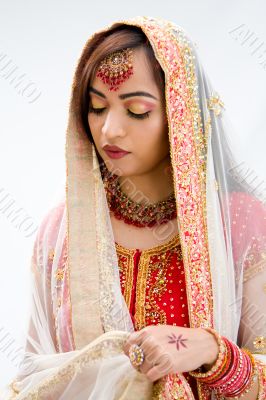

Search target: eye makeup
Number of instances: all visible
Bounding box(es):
[124,100,156,114]
[88,98,154,120]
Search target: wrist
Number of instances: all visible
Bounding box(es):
[192,338,257,398]
[201,328,219,368]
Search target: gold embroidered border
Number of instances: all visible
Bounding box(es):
[76,15,213,337]
[115,245,135,308]
[14,332,132,400]
[134,234,180,330]
[244,259,266,283]
[123,17,213,331]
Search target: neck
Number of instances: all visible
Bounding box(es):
[118,156,174,204]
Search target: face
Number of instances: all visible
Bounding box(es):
[87,47,170,177]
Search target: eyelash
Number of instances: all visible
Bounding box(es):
[88,106,151,120]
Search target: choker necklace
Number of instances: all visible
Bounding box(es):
[101,165,177,228]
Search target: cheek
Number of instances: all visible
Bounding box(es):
[88,115,100,142]
[138,115,169,153]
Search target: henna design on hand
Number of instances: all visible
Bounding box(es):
[167,333,188,350]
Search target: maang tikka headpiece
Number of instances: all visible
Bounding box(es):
[96,48,133,91]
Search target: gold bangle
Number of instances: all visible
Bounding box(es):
[189,328,226,379]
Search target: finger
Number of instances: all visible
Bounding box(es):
[123,329,148,354]
[138,345,160,374]
[139,336,168,373]
[146,354,172,382]
[123,334,141,355]
[146,365,163,382]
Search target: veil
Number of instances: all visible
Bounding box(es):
[1,16,265,400]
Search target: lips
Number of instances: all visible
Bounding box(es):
[103,145,129,152]
[103,145,130,159]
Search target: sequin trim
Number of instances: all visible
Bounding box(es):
[118,16,213,332]
[116,234,181,330]
[256,359,266,399]
[14,333,129,400]
[152,373,196,399]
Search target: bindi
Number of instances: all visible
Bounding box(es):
[96,48,133,92]
[167,333,188,351]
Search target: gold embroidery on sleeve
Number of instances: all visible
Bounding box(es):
[253,336,266,354]
[243,259,266,282]
[243,236,266,283]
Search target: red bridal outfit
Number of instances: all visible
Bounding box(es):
[116,236,189,332]
[116,235,200,399]
[1,16,265,400]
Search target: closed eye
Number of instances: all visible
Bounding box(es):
[88,106,106,115]
[88,106,151,120]
[127,109,150,120]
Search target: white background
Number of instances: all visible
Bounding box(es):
[0,0,266,386]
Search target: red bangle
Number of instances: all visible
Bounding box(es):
[209,339,240,390]
[189,329,257,398]
[224,350,256,397]
[221,347,248,396]
[189,328,227,381]
[201,337,232,384]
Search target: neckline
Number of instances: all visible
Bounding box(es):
[115,232,180,254]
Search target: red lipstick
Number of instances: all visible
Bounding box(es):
[103,145,130,159]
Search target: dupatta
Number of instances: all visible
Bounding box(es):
[1,16,266,400]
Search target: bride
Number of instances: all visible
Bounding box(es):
[2,16,265,400]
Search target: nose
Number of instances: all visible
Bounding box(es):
[101,110,126,139]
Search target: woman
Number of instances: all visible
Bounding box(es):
[2,16,266,399]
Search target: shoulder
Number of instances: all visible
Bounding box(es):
[228,191,266,268]
[32,200,66,259]
[229,191,265,213]
[228,191,266,234]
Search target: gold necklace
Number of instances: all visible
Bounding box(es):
[101,165,177,228]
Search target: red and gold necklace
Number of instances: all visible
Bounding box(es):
[101,165,177,228]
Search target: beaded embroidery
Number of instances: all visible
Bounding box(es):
[207,93,225,116]
[120,16,213,333]
[115,233,190,331]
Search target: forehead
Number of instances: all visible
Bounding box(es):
[91,47,161,98]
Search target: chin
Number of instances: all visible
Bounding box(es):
[101,158,130,176]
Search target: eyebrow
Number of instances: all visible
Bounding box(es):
[88,86,159,101]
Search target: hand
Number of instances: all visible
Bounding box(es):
[123,325,219,382]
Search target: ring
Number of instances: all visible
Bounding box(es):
[128,343,145,367]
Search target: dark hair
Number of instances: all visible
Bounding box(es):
[73,25,165,142]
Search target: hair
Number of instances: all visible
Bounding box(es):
[71,24,263,201]
[73,25,165,143]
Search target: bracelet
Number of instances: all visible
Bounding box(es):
[217,345,246,396]
[227,349,258,398]
[189,328,258,398]
[189,327,226,380]
[211,339,242,391]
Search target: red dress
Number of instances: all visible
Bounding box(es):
[115,233,199,399]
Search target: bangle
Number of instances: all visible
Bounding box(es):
[216,344,246,396]
[226,349,258,398]
[189,328,258,398]
[210,339,241,391]
[189,327,226,380]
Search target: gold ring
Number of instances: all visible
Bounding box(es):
[129,343,145,367]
